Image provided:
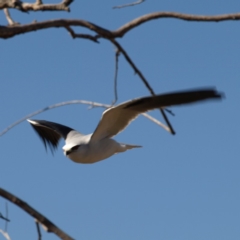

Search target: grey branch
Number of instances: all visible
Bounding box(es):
[113,11,240,37]
[3,8,18,25]
[0,100,170,137]
[0,187,74,240]
[0,0,73,12]
[113,0,145,9]
[21,0,74,12]
[1,0,74,25]
[0,0,25,11]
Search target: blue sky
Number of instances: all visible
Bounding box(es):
[0,0,240,239]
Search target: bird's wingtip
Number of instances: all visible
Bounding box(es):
[27,119,37,124]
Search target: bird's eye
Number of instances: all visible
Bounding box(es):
[71,145,80,151]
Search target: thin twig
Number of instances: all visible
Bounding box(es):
[0,188,74,240]
[3,9,18,26]
[112,49,120,105]
[0,213,9,222]
[113,0,145,9]
[141,113,170,132]
[4,202,9,232]
[65,26,100,43]
[35,221,42,240]
[110,39,175,134]
[0,100,169,137]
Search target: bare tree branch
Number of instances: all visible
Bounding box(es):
[65,26,100,43]
[0,188,74,240]
[112,49,120,105]
[21,0,74,12]
[110,39,175,134]
[0,213,9,222]
[49,27,174,134]
[0,19,112,39]
[1,12,240,39]
[114,11,240,37]
[0,100,170,137]
[141,113,171,132]
[113,0,145,9]
[36,221,42,240]
[3,8,18,26]
[4,202,9,232]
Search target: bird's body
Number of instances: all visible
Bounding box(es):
[27,88,223,164]
[63,136,140,164]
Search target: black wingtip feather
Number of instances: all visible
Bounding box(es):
[28,121,61,154]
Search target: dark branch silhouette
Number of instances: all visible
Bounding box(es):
[0,187,74,240]
[36,221,42,240]
[112,48,120,105]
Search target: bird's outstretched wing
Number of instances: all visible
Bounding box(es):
[90,88,223,142]
[27,119,75,152]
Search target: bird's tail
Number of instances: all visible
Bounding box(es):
[120,143,142,152]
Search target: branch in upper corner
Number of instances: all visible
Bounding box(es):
[1,12,240,39]
[113,0,145,9]
[21,0,74,12]
[0,188,74,240]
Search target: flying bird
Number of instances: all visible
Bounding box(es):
[27,88,223,164]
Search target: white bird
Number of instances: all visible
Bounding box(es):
[27,88,223,164]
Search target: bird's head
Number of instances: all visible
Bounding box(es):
[62,143,88,163]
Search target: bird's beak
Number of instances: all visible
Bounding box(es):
[65,151,71,156]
